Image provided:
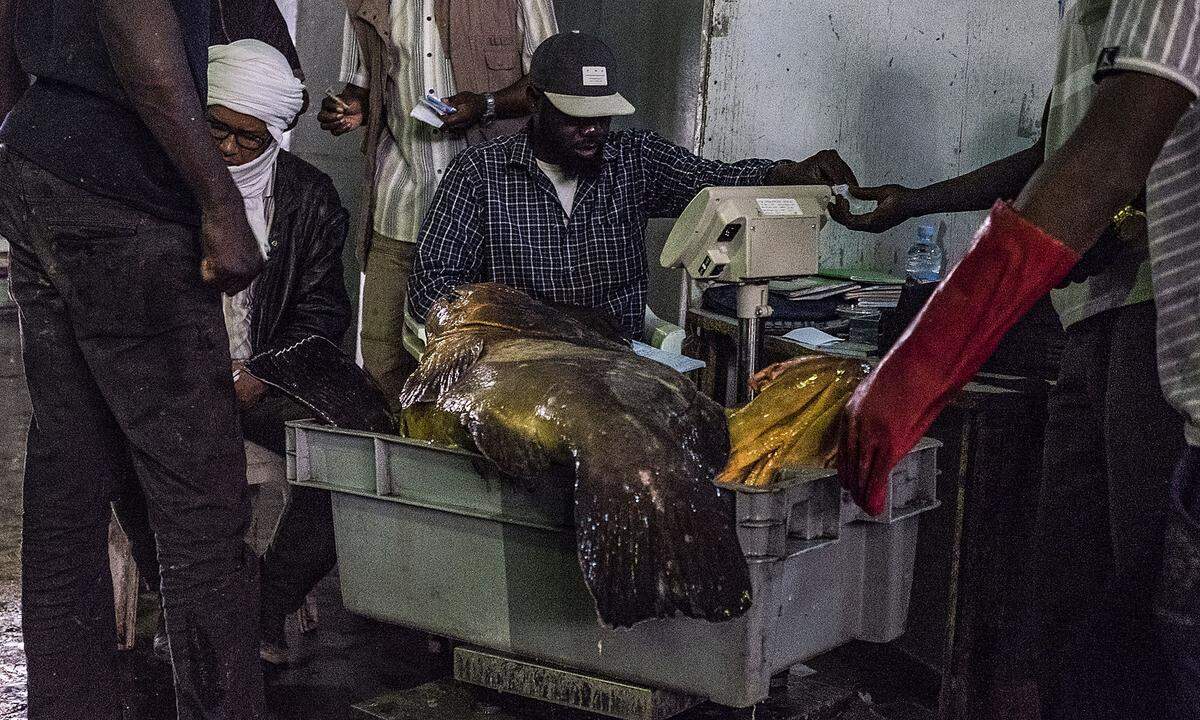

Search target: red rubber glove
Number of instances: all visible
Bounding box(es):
[839,201,1080,516]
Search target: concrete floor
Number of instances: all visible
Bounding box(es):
[0,309,936,720]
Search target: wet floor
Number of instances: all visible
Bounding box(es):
[0,310,935,720]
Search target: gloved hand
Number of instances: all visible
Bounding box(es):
[838,201,1080,515]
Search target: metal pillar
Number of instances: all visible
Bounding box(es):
[734,283,772,404]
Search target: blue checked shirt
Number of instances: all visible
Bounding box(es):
[407,129,778,339]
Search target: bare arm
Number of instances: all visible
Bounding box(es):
[831,140,1045,233]
[97,0,260,293]
[441,75,535,132]
[909,141,1045,215]
[0,0,28,117]
[1015,71,1193,252]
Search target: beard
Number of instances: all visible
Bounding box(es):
[559,149,606,179]
[529,112,607,179]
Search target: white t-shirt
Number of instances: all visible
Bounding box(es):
[536,159,579,220]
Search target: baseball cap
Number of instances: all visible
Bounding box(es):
[529,31,635,118]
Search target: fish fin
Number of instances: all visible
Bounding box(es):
[399,335,485,407]
[467,412,571,489]
[574,451,753,629]
[245,336,394,433]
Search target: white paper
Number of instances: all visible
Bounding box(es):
[630,341,706,373]
[410,104,445,128]
[782,327,841,347]
[756,197,802,216]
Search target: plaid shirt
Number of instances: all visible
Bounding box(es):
[407,129,777,338]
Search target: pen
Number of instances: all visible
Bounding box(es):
[422,93,457,115]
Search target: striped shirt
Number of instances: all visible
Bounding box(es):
[338,0,557,243]
[1097,0,1200,444]
[1049,0,1154,329]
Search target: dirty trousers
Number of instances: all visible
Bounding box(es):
[2,149,265,720]
[113,393,312,594]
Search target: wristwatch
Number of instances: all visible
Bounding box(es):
[481,92,497,125]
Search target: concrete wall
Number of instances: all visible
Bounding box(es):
[700,0,1059,272]
[285,0,1060,321]
[291,0,368,309]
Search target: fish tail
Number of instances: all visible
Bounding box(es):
[574,453,752,629]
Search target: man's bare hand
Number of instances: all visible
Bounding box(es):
[439,91,485,132]
[767,149,859,188]
[200,199,262,295]
[233,362,268,408]
[829,184,919,233]
[317,83,367,136]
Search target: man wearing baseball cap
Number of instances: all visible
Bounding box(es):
[407,31,860,339]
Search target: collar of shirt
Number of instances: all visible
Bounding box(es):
[502,131,618,211]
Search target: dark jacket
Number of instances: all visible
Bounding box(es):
[249,150,351,354]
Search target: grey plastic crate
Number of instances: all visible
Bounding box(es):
[839,437,941,525]
[287,421,939,708]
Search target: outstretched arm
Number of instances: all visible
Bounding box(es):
[831,141,1045,233]
[840,69,1194,515]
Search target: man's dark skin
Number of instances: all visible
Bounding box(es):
[0,0,263,296]
[318,75,535,136]
[829,141,1045,233]
[521,85,859,186]
[828,74,1192,255]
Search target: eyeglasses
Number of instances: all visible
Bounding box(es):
[207,118,271,151]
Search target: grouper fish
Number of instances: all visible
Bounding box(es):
[399,283,752,629]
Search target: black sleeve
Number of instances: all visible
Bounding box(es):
[268,178,352,349]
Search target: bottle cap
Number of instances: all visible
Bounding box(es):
[918,224,936,239]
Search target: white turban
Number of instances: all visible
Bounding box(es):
[207,39,305,143]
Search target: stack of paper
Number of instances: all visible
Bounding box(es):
[843,285,902,309]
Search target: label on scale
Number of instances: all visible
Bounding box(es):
[756,197,803,216]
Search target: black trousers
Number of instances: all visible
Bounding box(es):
[118,389,337,645]
[257,490,335,642]
[2,148,265,720]
[114,393,312,595]
[1033,301,1183,720]
[1158,446,1200,720]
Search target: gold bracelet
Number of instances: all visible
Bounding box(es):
[1113,204,1146,226]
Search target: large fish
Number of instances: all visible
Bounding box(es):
[399,283,752,629]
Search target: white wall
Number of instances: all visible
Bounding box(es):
[700,0,1059,272]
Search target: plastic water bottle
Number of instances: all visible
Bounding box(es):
[905,224,943,283]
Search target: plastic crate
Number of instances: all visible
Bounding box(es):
[287,421,940,708]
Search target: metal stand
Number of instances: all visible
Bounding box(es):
[734,283,772,405]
